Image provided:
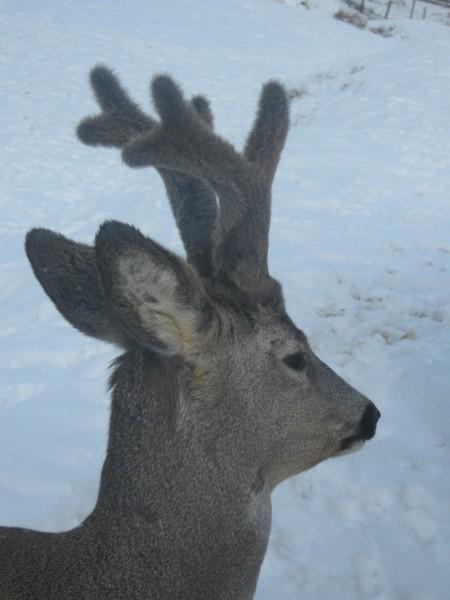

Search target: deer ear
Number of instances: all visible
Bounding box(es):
[95,221,210,355]
[25,229,129,347]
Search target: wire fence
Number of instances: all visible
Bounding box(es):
[355,0,450,20]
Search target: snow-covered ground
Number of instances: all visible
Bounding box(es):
[1,0,449,598]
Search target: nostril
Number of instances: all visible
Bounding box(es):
[359,402,381,440]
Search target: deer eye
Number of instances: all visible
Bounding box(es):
[283,352,307,372]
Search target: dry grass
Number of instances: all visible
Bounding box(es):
[334,8,368,29]
[370,25,397,37]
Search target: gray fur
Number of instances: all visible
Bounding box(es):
[0,67,380,599]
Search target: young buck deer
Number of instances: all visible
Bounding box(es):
[0,66,380,599]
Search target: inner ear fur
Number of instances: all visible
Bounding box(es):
[25,229,130,347]
[95,220,211,356]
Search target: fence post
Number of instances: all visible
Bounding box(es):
[359,0,365,12]
[385,1,393,18]
[422,6,427,18]
[410,0,417,18]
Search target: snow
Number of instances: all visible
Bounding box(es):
[1,0,449,598]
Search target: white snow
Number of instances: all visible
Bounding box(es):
[1,0,449,598]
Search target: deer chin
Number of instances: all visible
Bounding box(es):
[334,437,365,457]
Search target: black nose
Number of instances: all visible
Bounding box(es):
[359,402,381,441]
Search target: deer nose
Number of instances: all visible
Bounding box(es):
[359,402,381,441]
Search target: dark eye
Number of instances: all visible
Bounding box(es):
[283,352,307,372]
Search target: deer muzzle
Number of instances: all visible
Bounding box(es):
[340,401,381,453]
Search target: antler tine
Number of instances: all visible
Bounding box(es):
[190,95,214,128]
[123,75,289,293]
[216,81,290,288]
[77,66,155,147]
[77,66,218,277]
[244,81,289,185]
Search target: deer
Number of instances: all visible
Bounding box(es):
[0,66,380,600]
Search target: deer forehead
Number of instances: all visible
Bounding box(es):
[218,313,307,361]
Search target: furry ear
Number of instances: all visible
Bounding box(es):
[95,221,211,355]
[25,229,130,347]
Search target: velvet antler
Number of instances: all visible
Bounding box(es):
[77,66,217,277]
[78,67,289,292]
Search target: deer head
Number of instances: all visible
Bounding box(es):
[26,66,380,494]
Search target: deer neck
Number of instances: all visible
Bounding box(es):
[91,350,270,520]
[87,350,271,598]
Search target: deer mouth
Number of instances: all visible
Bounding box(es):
[337,436,366,455]
[337,402,381,456]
